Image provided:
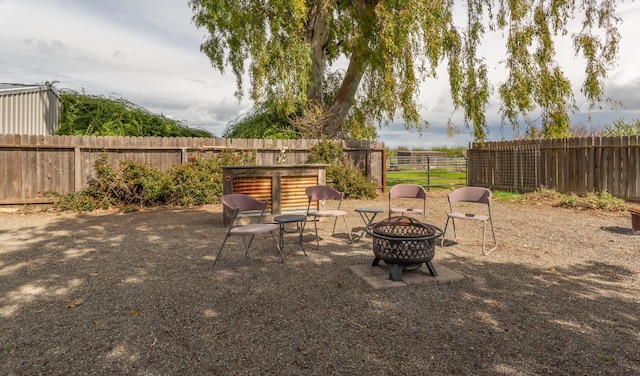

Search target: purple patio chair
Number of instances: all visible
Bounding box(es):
[213,194,284,277]
[441,186,497,255]
[305,185,353,249]
[388,184,427,222]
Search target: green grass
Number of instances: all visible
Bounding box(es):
[386,169,466,189]
[491,191,524,200]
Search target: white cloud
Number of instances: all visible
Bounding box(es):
[2,0,640,148]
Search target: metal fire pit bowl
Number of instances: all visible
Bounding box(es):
[367,216,443,281]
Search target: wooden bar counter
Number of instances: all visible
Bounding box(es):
[221,164,328,225]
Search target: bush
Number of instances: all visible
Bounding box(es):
[493,188,630,212]
[493,188,563,205]
[603,118,640,137]
[167,157,221,206]
[557,190,630,211]
[167,150,254,206]
[328,163,378,199]
[307,140,377,199]
[50,151,255,211]
[307,140,344,164]
[58,90,213,137]
[50,155,173,211]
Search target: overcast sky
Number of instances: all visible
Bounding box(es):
[2,0,640,149]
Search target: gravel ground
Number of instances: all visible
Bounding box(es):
[1,193,639,375]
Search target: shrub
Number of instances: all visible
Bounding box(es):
[50,190,111,212]
[53,155,173,210]
[58,90,213,137]
[307,140,344,164]
[166,150,254,206]
[167,157,221,206]
[493,188,563,205]
[557,190,630,211]
[115,160,173,206]
[50,151,255,211]
[493,188,630,212]
[307,140,377,199]
[328,163,378,199]
[603,118,640,137]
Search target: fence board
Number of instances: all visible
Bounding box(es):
[468,136,640,201]
[632,136,640,198]
[603,137,613,194]
[23,135,36,199]
[0,135,385,204]
[611,136,620,194]
[0,135,6,199]
[6,135,22,200]
[621,136,630,198]
[586,137,595,192]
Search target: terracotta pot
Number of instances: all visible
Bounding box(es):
[630,209,640,235]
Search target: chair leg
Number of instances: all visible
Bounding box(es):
[441,217,450,246]
[241,236,257,278]
[212,235,230,272]
[314,220,320,250]
[331,216,353,244]
[483,219,498,255]
[331,216,339,235]
[299,219,310,254]
[302,218,320,250]
[481,222,487,255]
[270,231,285,262]
[480,220,498,255]
[296,221,307,256]
[441,217,457,246]
[451,218,457,241]
[342,216,353,243]
[242,235,254,258]
[245,235,255,256]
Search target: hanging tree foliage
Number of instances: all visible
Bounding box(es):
[190,0,622,141]
[58,90,213,138]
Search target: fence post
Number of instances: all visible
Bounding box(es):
[180,147,188,164]
[425,156,431,190]
[74,146,82,192]
[513,148,518,192]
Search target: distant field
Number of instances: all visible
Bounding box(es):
[386,168,466,190]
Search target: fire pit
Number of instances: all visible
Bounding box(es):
[367,216,443,281]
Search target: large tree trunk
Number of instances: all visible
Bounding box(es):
[320,53,367,137]
[306,1,330,105]
[314,0,379,137]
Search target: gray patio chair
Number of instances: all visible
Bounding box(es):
[441,186,497,255]
[305,185,353,249]
[388,184,427,222]
[213,194,284,277]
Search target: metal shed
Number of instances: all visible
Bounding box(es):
[0,83,61,135]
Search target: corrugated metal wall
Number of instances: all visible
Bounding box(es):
[0,88,60,135]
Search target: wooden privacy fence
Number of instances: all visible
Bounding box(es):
[467,136,640,201]
[0,134,385,205]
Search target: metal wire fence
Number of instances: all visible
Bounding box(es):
[386,156,467,190]
[467,145,540,192]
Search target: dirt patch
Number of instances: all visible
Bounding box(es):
[1,193,639,375]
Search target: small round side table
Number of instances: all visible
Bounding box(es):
[273,214,307,255]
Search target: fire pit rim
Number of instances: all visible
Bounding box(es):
[365,216,443,240]
[364,227,443,242]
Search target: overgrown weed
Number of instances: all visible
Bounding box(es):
[494,187,632,212]
[49,151,254,212]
